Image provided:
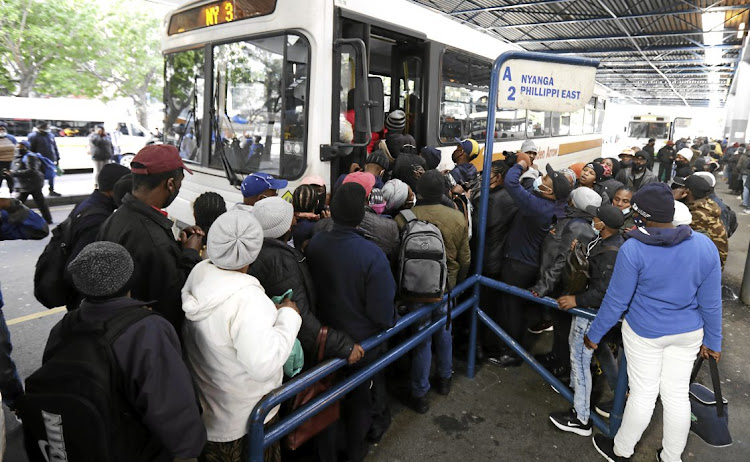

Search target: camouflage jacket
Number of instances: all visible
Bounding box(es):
[688,197,728,269]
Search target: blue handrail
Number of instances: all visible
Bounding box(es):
[243,51,627,461]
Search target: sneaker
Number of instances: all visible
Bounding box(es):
[656,448,664,462]
[595,399,613,418]
[488,353,522,368]
[48,190,62,197]
[549,409,593,436]
[528,320,554,334]
[435,376,452,396]
[592,434,630,461]
[407,394,429,414]
[744,209,750,215]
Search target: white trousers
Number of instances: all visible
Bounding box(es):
[614,320,702,462]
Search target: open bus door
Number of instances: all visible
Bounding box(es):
[328,13,428,187]
[670,117,692,141]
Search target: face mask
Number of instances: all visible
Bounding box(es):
[0,130,7,137]
[632,163,645,173]
[163,184,180,208]
[406,196,417,208]
[676,160,688,167]
[591,221,600,236]
[371,203,386,214]
[532,176,544,193]
[621,207,631,215]
[620,159,632,167]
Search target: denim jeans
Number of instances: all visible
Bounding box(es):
[411,302,452,398]
[569,316,595,423]
[742,174,749,208]
[0,306,24,408]
[613,320,702,462]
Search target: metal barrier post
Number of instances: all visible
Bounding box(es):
[608,348,629,436]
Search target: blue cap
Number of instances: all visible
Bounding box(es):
[241,172,288,198]
[19,140,30,149]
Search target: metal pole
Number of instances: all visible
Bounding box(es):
[741,238,750,305]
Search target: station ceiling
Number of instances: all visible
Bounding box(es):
[410,0,750,107]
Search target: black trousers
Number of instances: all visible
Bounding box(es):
[499,258,540,345]
[16,189,52,223]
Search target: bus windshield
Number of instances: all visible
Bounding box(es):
[628,121,669,140]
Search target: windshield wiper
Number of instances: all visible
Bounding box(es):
[211,71,241,188]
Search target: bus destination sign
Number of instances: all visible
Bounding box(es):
[168,0,277,36]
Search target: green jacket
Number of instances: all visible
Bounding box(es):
[395,204,471,290]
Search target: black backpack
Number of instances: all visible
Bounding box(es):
[33,208,108,308]
[18,306,161,462]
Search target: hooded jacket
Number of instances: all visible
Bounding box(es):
[595,178,623,203]
[181,260,302,442]
[656,145,676,165]
[574,233,625,309]
[587,226,722,352]
[503,163,566,268]
[530,206,596,297]
[248,238,355,361]
[688,197,728,269]
[89,133,114,161]
[360,208,400,264]
[27,129,59,162]
[472,185,518,276]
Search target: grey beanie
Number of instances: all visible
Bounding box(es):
[68,241,134,297]
[386,110,406,131]
[569,187,602,212]
[253,196,294,239]
[382,179,409,210]
[207,210,264,270]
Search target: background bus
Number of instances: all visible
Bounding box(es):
[161,0,607,225]
[0,97,152,171]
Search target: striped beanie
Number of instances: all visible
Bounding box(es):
[386,110,406,131]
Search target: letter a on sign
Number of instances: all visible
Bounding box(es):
[502,67,512,81]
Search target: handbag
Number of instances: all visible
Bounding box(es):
[689,356,732,447]
[284,327,340,450]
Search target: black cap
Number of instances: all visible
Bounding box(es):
[631,182,675,223]
[685,175,712,199]
[587,204,624,229]
[331,183,366,227]
[671,176,688,189]
[545,164,572,200]
[417,169,446,203]
[97,163,131,192]
[635,150,650,159]
[585,162,605,182]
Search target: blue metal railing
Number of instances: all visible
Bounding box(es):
[245,51,627,461]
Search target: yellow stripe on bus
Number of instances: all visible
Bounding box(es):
[558,138,603,155]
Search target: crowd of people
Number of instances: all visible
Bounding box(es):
[0,121,735,462]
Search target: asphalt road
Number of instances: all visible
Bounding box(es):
[1,178,749,461]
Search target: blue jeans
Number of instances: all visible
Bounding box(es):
[569,316,595,423]
[743,174,749,208]
[0,305,23,409]
[411,303,452,398]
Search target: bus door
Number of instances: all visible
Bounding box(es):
[391,42,427,148]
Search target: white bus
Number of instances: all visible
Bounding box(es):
[0,97,152,171]
[161,0,608,225]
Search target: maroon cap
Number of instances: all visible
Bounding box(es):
[130,144,193,175]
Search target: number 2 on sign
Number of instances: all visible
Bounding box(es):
[507,86,516,101]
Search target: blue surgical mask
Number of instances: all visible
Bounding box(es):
[621,207,631,215]
[532,176,544,193]
[591,221,601,236]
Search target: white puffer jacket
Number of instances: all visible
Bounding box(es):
[181,260,301,442]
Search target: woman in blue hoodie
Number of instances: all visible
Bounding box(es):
[585,183,722,462]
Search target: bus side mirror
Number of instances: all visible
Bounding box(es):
[353,77,384,133]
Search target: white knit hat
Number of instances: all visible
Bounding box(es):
[672,201,693,226]
[382,179,409,210]
[253,196,294,239]
[677,147,694,162]
[569,187,602,212]
[520,139,538,153]
[207,210,264,270]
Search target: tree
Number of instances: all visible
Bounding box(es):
[0,0,100,97]
[78,1,163,127]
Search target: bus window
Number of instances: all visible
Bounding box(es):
[595,98,606,133]
[584,98,596,134]
[0,119,32,138]
[569,107,585,136]
[164,47,205,163]
[339,45,356,144]
[628,121,668,139]
[118,123,129,135]
[211,34,309,179]
[550,112,569,136]
[129,124,145,137]
[399,56,422,141]
[440,49,493,143]
[527,110,551,138]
